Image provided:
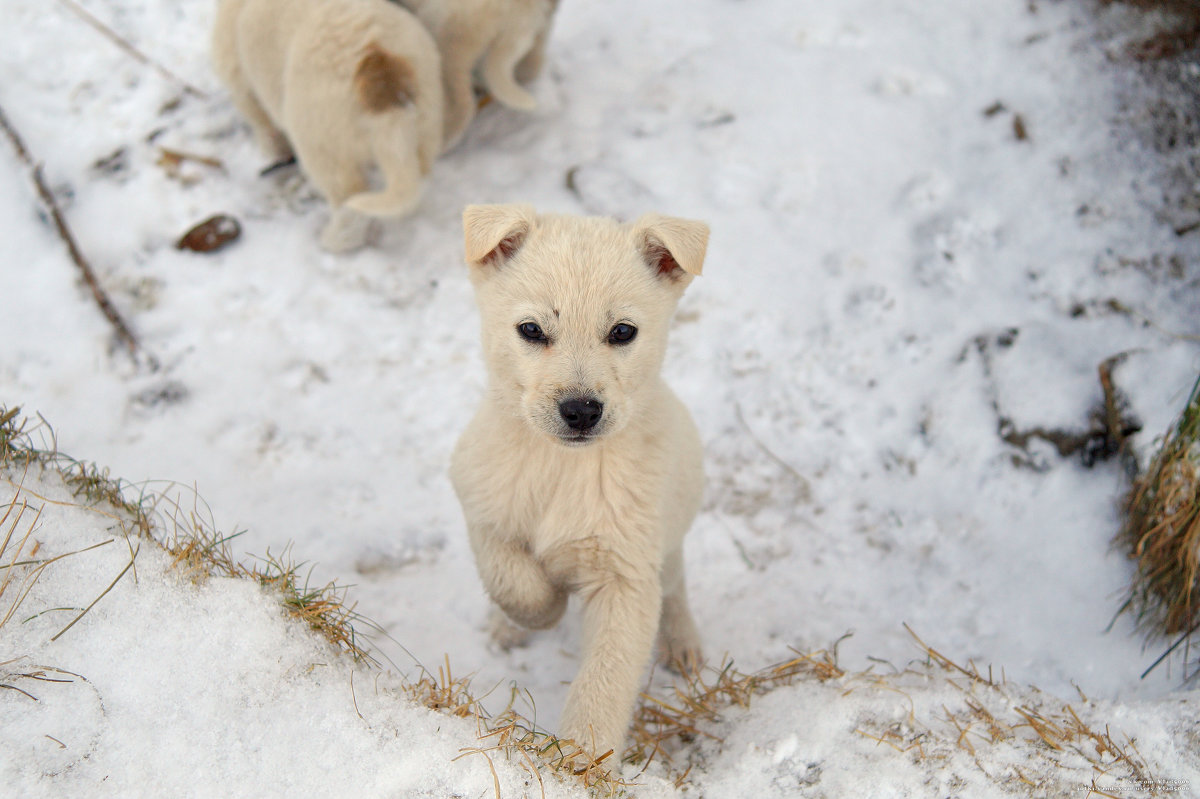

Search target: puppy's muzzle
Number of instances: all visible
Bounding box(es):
[559,398,603,431]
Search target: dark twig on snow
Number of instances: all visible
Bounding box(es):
[55,0,207,99]
[733,401,813,501]
[0,102,154,369]
[1140,616,1200,680]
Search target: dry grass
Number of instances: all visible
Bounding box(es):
[0,485,54,633]
[0,405,379,665]
[390,647,851,797]
[161,492,381,666]
[402,657,628,797]
[1117,376,1200,651]
[0,430,138,641]
[3,405,1181,795]
[628,645,845,785]
[456,705,625,797]
[617,627,1169,794]
[617,628,1166,794]
[873,628,1162,795]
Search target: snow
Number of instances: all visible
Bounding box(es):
[1,0,1198,795]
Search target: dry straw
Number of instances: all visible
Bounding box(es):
[901,627,1157,795]
[1117,375,1200,662]
[2,405,1175,795]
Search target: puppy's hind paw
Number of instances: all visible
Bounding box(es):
[488,84,537,112]
[658,639,704,676]
[319,207,376,253]
[488,606,532,651]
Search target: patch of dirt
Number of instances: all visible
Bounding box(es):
[967,330,1142,471]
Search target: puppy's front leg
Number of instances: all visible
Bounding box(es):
[559,576,660,758]
[468,524,567,630]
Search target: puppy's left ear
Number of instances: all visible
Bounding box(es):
[463,204,537,268]
[633,213,709,281]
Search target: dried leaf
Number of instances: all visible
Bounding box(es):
[176,214,241,253]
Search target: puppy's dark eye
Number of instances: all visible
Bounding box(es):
[608,323,637,345]
[517,322,548,344]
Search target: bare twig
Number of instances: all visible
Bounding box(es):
[733,401,813,501]
[0,102,154,369]
[0,682,39,701]
[55,0,207,99]
[1141,616,1200,679]
[158,147,224,172]
[905,623,997,687]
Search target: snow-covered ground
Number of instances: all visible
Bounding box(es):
[1,0,1198,795]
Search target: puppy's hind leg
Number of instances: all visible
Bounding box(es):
[341,130,425,219]
[436,22,491,149]
[211,20,292,162]
[517,0,559,84]
[319,206,375,253]
[215,76,293,163]
[299,152,374,252]
[514,23,550,85]
[657,546,703,674]
[234,91,292,163]
[480,26,539,111]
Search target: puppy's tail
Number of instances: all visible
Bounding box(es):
[481,29,538,111]
[343,44,429,218]
[354,43,417,114]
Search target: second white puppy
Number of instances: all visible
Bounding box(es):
[212,0,443,251]
[399,0,557,148]
[450,204,709,758]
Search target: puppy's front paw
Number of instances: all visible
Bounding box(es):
[488,606,532,651]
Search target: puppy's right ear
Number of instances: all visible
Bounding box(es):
[463,204,537,268]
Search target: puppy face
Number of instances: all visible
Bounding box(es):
[463,205,708,446]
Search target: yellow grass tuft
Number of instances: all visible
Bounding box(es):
[898,626,1158,794]
[0,406,379,665]
[1117,375,1200,649]
[628,645,845,782]
[402,656,629,796]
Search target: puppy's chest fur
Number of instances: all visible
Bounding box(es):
[460,425,669,588]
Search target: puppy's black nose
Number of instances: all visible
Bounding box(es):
[559,398,603,431]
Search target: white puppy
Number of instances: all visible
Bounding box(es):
[212,0,443,251]
[450,204,709,758]
[399,0,557,148]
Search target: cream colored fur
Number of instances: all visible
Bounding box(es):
[399,0,557,148]
[212,0,443,251]
[450,204,710,758]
